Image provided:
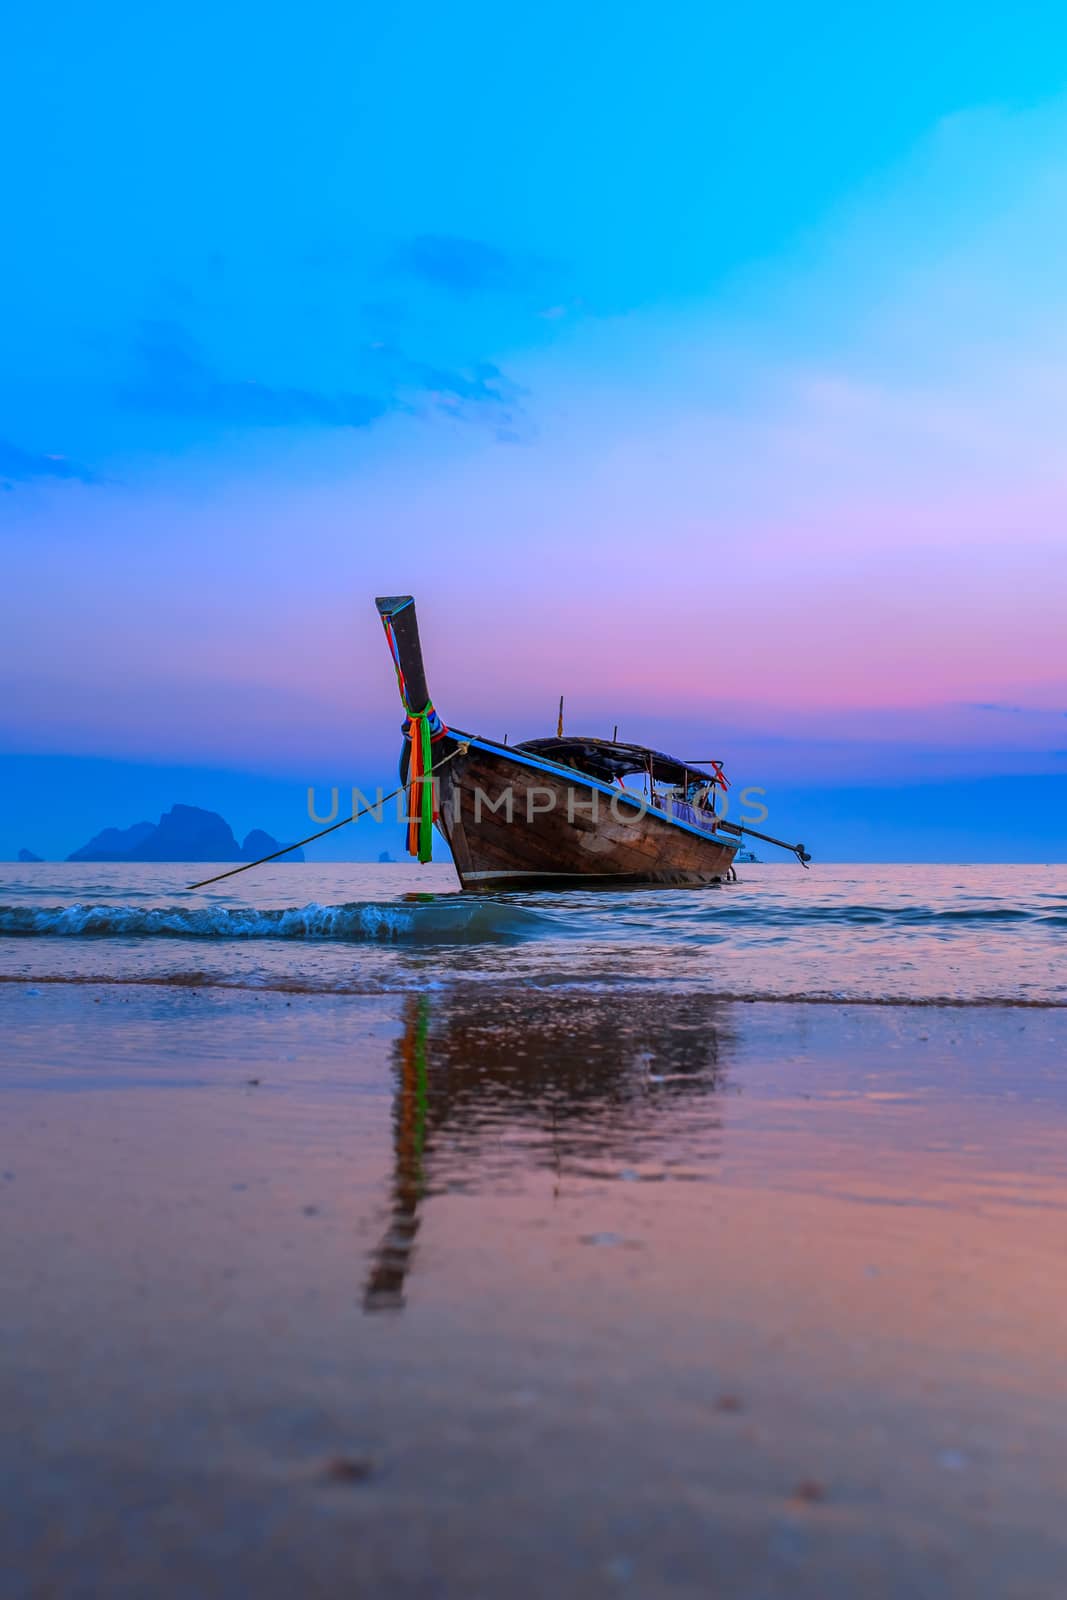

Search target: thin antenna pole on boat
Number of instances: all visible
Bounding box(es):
[557,696,564,737]
[612,724,618,742]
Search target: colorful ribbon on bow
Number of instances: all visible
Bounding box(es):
[383,616,448,862]
[404,705,441,862]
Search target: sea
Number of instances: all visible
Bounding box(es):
[1,860,1064,1004]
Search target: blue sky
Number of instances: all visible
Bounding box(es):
[3,2,1066,859]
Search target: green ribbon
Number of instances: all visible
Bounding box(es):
[408,708,436,863]
[418,711,434,863]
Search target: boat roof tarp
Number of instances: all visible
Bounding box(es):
[515,737,713,787]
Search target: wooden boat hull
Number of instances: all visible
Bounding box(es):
[435,734,738,890]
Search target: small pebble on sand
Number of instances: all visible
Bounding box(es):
[324,1456,374,1483]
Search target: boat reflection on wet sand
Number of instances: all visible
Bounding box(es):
[364,990,733,1311]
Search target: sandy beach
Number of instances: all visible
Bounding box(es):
[4,980,1067,1597]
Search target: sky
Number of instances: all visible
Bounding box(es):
[2,1,1066,861]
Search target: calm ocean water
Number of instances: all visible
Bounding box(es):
[1,861,1063,1004]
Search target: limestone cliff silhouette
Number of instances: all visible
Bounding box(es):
[67,805,306,863]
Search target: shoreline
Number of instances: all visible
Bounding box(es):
[3,970,1065,1005]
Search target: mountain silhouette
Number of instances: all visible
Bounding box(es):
[67,805,306,864]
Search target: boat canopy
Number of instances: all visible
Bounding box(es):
[515,736,716,789]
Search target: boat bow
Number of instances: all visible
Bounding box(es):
[376,595,449,861]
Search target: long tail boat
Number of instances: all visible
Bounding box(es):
[376,595,810,889]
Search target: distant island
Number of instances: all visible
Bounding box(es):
[18,848,43,863]
[67,804,306,864]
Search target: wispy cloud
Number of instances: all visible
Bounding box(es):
[966,701,1066,716]
[394,234,534,296]
[119,320,529,442]
[0,438,98,488]
[401,357,528,440]
[121,321,387,429]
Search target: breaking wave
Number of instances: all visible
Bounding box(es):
[0,900,549,945]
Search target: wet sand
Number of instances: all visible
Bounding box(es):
[3,983,1067,1597]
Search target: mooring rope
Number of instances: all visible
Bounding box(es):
[185,739,471,892]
